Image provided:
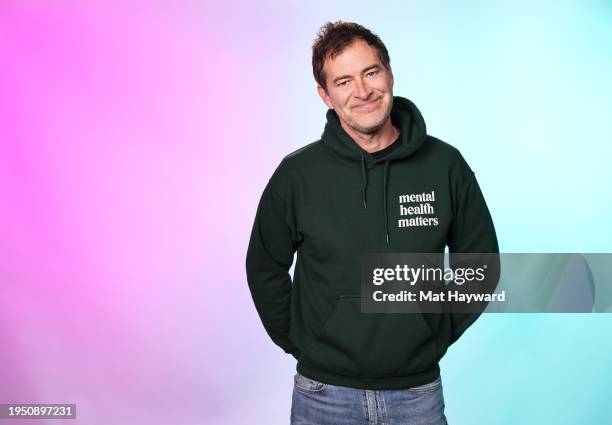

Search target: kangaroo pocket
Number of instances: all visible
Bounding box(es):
[310,295,442,378]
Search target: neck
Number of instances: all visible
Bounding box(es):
[340,117,400,154]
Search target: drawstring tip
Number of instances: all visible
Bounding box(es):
[386,233,389,244]
[362,188,367,209]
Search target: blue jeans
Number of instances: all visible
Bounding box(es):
[291,372,448,425]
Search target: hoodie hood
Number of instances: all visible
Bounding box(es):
[321,96,429,244]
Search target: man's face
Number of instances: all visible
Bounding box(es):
[317,38,394,135]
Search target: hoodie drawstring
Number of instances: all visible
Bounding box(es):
[359,152,391,245]
[383,160,389,244]
[360,152,368,209]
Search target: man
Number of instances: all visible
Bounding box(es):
[246,21,498,425]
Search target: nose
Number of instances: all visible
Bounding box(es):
[354,78,373,100]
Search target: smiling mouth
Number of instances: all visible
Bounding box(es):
[354,97,381,110]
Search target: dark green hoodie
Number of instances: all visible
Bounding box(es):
[246,96,498,389]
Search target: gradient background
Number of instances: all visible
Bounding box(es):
[1,1,611,424]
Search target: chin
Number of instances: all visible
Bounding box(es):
[361,115,387,131]
[353,119,386,134]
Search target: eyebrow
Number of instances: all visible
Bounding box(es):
[332,64,382,85]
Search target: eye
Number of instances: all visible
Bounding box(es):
[337,80,350,87]
[366,70,379,77]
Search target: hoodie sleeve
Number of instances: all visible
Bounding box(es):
[446,153,500,345]
[245,159,300,358]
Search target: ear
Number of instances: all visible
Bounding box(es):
[387,64,394,87]
[317,84,334,110]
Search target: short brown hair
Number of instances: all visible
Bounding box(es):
[312,20,391,92]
